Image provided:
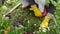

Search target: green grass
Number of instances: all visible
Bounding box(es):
[0,0,60,34]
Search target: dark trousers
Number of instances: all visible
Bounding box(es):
[28,0,36,5]
[47,0,57,14]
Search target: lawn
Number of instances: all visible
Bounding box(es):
[0,0,60,34]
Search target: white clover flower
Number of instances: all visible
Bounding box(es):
[34,24,36,26]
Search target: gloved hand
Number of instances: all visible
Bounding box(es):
[39,17,50,30]
[39,13,53,30]
[30,5,42,17]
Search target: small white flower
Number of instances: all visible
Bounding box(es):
[19,25,24,28]
[28,20,30,23]
[33,32,35,34]
[34,24,36,26]
[42,28,47,32]
[48,27,50,31]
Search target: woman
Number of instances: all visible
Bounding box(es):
[21,0,57,30]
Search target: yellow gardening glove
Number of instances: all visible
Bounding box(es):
[39,17,51,30]
[39,13,53,30]
[30,5,42,17]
